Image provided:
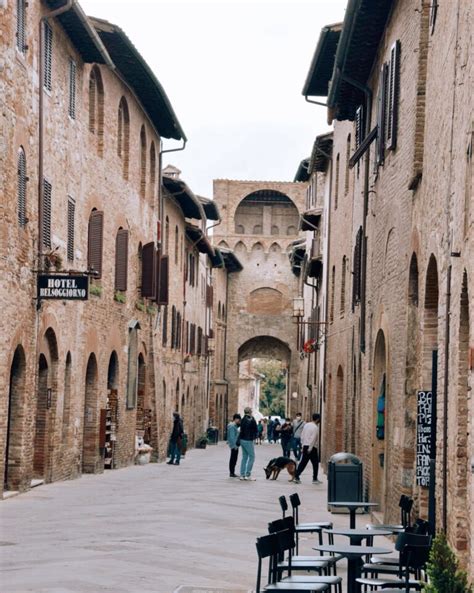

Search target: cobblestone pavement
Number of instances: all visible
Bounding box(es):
[0,443,391,593]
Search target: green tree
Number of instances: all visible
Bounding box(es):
[423,532,473,593]
[253,358,286,417]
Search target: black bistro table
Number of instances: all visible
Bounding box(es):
[313,543,392,593]
[323,527,393,546]
[328,501,379,529]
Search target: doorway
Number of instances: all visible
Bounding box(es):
[4,346,26,490]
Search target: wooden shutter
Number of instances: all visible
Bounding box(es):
[197,327,203,355]
[42,179,52,249]
[162,305,168,346]
[69,59,76,119]
[88,210,104,278]
[352,227,362,310]
[355,106,365,149]
[157,255,169,305]
[206,284,214,308]
[141,241,156,297]
[152,247,161,302]
[43,21,53,91]
[67,197,75,261]
[115,229,129,291]
[375,64,388,166]
[386,40,401,151]
[171,306,176,349]
[16,0,26,54]
[18,149,27,226]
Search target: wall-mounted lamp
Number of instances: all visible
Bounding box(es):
[292,297,304,318]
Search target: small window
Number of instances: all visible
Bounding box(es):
[376,63,388,166]
[345,134,351,194]
[140,125,147,198]
[42,178,52,249]
[17,148,27,227]
[88,209,104,278]
[68,59,76,119]
[175,226,179,265]
[386,40,401,152]
[334,153,340,209]
[162,305,168,347]
[115,228,129,291]
[117,97,130,179]
[150,142,156,204]
[330,266,335,323]
[16,0,27,54]
[67,197,75,261]
[340,256,347,317]
[43,21,53,91]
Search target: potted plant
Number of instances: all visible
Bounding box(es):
[196,433,208,449]
[423,532,473,592]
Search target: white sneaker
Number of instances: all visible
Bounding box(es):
[246,476,256,481]
[239,476,247,481]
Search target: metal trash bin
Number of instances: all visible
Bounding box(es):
[327,452,363,511]
[207,426,219,445]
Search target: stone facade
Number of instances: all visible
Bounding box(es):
[300,0,473,574]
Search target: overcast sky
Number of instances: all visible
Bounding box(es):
[80,0,347,197]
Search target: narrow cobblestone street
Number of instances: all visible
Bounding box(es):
[0,443,390,593]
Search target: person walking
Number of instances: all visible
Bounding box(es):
[291,412,305,460]
[226,413,241,477]
[256,420,264,444]
[239,407,258,480]
[167,412,184,465]
[278,418,293,457]
[267,417,275,443]
[294,413,321,484]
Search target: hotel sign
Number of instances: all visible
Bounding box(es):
[416,390,432,487]
[38,274,88,300]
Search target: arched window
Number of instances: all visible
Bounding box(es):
[330,266,335,323]
[345,134,351,194]
[16,0,27,54]
[89,66,104,156]
[149,141,156,204]
[340,256,346,316]
[236,224,245,234]
[165,216,170,254]
[62,352,72,439]
[115,227,129,291]
[334,153,340,209]
[139,125,147,198]
[171,306,176,349]
[253,224,262,234]
[175,226,179,265]
[17,147,27,226]
[271,225,279,235]
[117,97,130,179]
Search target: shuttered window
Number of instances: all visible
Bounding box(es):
[68,59,76,119]
[16,0,26,54]
[329,266,335,323]
[355,106,365,149]
[87,210,104,278]
[115,228,129,291]
[334,154,340,209]
[352,227,363,309]
[197,327,203,356]
[171,306,176,349]
[176,312,181,349]
[190,323,196,355]
[43,21,53,91]
[185,321,189,353]
[157,255,169,305]
[67,197,75,261]
[140,126,147,198]
[376,63,388,166]
[141,241,156,298]
[42,179,52,249]
[162,305,168,347]
[17,148,27,227]
[340,256,347,317]
[386,40,401,151]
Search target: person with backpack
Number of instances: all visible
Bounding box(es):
[239,407,258,480]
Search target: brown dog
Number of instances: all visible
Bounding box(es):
[264,457,297,481]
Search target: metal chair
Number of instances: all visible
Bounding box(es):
[288,493,334,554]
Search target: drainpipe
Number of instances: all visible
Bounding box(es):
[442,264,451,533]
[305,96,328,108]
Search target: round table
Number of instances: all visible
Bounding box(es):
[323,527,393,546]
[313,543,392,593]
[328,501,379,529]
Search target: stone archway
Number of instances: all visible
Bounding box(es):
[372,329,387,508]
[4,346,26,490]
[83,353,99,473]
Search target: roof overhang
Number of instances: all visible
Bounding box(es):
[163,176,204,220]
[44,1,113,66]
[302,22,342,97]
[185,224,215,258]
[220,249,243,273]
[309,132,333,173]
[289,243,306,276]
[328,0,394,121]
[300,208,323,232]
[198,196,221,221]
[294,158,311,183]
[209,248,225,269]
[90,17,186,141]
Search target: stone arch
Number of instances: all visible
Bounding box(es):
[247,287,284,315]
[335,365,344,452]
[372,329,387,508]
[269,242,281,253]
[422,255,439,387]
[4,345,26,490]
[234,241,247,254]
[218,240,229,250]
[107,351,119,390]
[234,190,299,237]
[251,242,264,253]
[83,353,99,473]
[238,335,291,364]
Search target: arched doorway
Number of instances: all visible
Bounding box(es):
[136,353,148,439]
[83,353,99,473]
[105,352,119,469]
[372,330,387,508]
[4,346,26,490]
[335,366,344,452]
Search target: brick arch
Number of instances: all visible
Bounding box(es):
[335,365,344,452]
[234,189,300,237]
[422,254,439,387]
[247,287,285,315]
[82,353,99,473]
[238,335,291,365]
[372,329,387,508]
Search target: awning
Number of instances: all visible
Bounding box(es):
[309,133,333,173]
[209,248,225,269]
[163,176,204,220]
[327,0,394,121]
[300,208,323,231]
[185,224,215,258]
[90,17,186,141]
[289,243,306,276]
[220,249,243,273]
[302,22,342,97]
[294,158,311,182]
[198,196,220,221]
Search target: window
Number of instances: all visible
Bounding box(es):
[171,306,177,349]
[117,97,130,179]
[43,21,53,91]
[352,227,363,309]
[376,63,388,166]
[115,228,129,291]
[68,59,76,119]
[330,266,335,323]
[42,178,52,249]
[162,305,168,347]
[87,209,104,278]
[197,327,203,356]
[140,125,147,198]
[345,134,351,194]
[16,0,26,54]
[88,66,104,155]
[137,243,143,297]
[340,256,347,317]
[67,197,75,261]
[17,148,27,227]
[386,40,401,151]
[175,226,179,265]
[150,142,156,204]
[355,106,365,149]
[334,154,340,209]
[165,216,169,254]
[176,312,181,350]
[141,241,156,298]
[126,324,139,409]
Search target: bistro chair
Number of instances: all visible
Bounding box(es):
[366,496,413,534]
[369,518,431,567]
[255,533,329,593]
[280,495,289,518]
[289,493,334,554]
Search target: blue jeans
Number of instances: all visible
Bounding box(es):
[240,439,255,477]
[169,440,181,463]
[291,437,302,460]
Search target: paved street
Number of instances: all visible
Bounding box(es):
[0,443,390,593]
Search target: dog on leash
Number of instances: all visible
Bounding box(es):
[264,457,297,481]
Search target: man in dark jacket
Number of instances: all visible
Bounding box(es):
[239,407,258,480]
[167,412,184,465]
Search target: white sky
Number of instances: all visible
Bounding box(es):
[80,0,348,197]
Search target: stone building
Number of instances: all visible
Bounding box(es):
[300,0,473,573]
[0,1,217,496]
[212,179,306,420]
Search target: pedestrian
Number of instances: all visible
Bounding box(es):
[291,412,305,460]
[226,413,241,478]
[257,420,264,444]
[273,418,281,442]
[278,418,293,457]
[167,411,184,465]
[239,407,258,480]
[267,417,274,443]
[294,413,321,484]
